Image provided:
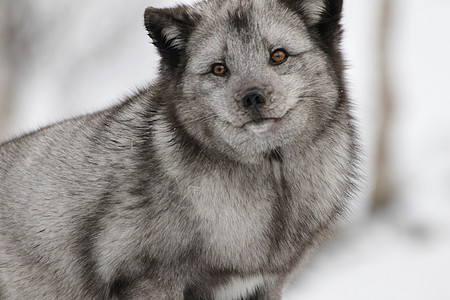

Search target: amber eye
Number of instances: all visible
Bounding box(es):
[271,49,288,65]
[212,63,227,76]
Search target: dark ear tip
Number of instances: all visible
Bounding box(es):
[144,7,169,34]
[331,0,344,14]
[144,7,158,26]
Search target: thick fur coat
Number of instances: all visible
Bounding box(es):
[0,0,358,299]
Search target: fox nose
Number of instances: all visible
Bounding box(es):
[241,89,266,109]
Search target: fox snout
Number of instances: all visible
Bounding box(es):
[241,89,266,109]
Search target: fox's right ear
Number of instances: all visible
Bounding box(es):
[144,6,200,67]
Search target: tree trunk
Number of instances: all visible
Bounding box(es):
[0,1,13,138]
[0,0,34,140]
[371,0,395,212]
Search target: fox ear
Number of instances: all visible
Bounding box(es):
[281,0,343,26]
[144,6,199,66]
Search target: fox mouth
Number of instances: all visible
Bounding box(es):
[244,118,278,126]
[243,118,277,134]
[220,104,296,135]
[241,106,294,134]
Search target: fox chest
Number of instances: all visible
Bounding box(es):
[185,167,315,271]
[187,178,271,264]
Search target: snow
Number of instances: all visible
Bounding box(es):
[285,218,450,300]
[1,0,450,299]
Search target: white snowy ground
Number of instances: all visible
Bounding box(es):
[2,0,450,299]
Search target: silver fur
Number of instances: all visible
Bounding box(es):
[0,0,358,299]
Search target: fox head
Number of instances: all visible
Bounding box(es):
[144,0,349,163]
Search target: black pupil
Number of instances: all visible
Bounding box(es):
[274,51,284,61]
[215,65,224,74]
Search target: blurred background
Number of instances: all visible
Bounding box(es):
[1,0,449,299]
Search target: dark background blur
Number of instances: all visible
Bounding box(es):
[1,0,449,299]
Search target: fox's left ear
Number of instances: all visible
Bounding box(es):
[280,0,343,27]
[144,6,200,67]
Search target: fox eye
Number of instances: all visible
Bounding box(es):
[212,63,228,76]
[271,49,288,65]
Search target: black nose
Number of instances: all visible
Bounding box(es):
[241,89,266,109]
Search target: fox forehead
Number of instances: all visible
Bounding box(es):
[186,1,314,70]
[191,0,310,43]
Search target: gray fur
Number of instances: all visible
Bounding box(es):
[0,0,358,299]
